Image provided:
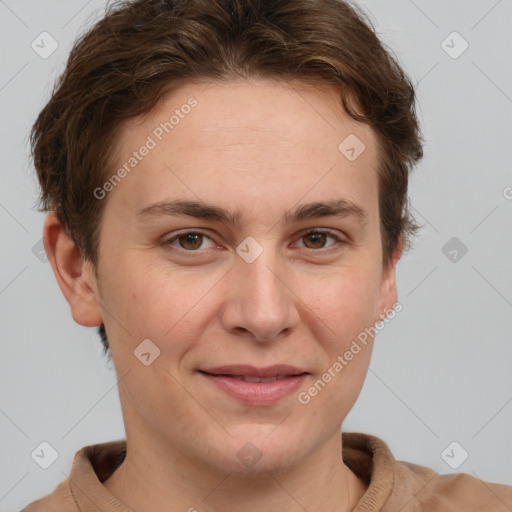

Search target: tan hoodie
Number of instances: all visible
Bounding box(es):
[21,432,512,511]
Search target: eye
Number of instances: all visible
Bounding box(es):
[163,231,216,251]
[296,228,345,250]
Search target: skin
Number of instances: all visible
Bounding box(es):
[44,77,402,512]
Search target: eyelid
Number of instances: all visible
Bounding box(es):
[300,227,345,240]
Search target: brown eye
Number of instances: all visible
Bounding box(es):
[303,232,328,249]
[177,233,204,250]
[164,231,216,252]
[298,230,342,250]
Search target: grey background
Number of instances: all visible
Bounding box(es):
[1,0,511,509]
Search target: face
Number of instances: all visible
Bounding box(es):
[82,77,399,475]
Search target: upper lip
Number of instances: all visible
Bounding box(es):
[199,364,308,378]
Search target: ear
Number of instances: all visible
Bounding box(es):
[376,235,403,321]
[43,212,103,327]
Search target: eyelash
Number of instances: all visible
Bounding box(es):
[162,228,347,256]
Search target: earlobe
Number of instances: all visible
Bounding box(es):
[43,212,104,327]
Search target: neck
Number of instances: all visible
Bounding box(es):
[103,429,367,512]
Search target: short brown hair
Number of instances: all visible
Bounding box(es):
[31,0,423,356]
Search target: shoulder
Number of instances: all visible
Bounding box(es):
[20,440,126,511]
[342,432,512,512]
[389,459,512,511]
[20,478,76,512]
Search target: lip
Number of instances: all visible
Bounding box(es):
[200,373,308,405]
[200,364,307,378]
[198,365,309,405]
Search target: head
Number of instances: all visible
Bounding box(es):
[33,0,422,476]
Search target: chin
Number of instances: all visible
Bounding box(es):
[204,424,308,477]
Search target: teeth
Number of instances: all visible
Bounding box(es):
[242,375,276,382]
[239,375,290,382]
[207,373,300,382]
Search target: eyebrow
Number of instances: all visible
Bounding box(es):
[137,198,367,226]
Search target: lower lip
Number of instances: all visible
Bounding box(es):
[199,372,308,405]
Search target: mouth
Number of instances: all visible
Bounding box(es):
[201,374,298,382]
[198,365,309,404]
[199,364,308,379]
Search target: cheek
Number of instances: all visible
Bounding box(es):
[298,333,373,430]
[101,256,221,355]
[304,264,381,345]
[301,278,376,415]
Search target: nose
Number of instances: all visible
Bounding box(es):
[219,243,300,343]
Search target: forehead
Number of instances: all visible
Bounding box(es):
[118,77,375,158]
[107,77,379,225]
